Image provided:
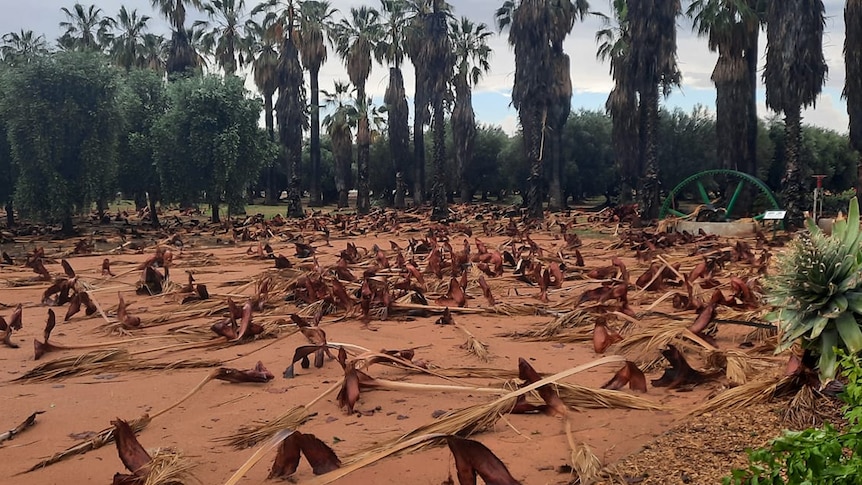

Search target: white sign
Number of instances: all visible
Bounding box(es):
[763,210,786,220]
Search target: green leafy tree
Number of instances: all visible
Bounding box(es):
[0,75,13,226]
[561,109,615,202]
[117,68,167,227]
[763,0,827,227]
[0,51,122,233]
[154,74,276,222]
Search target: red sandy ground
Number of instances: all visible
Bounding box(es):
[0,216,779,485]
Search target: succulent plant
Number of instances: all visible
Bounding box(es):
[766,197,862,380]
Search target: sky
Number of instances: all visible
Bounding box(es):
[0,0,851,135]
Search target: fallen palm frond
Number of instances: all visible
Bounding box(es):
[25,369,220,472]
[555,383,666,411]
[0,411,44,445]
[706,350,781,387]
[142,449,199,485]
[783,385,822,429]
[419,366,519,380]
[484,301,548,316]
[219,379,341,448]
[616,324,717,370]
[687,375,797,417]
[26,415,152,472]
[15,349,219,383]
[503,309,593,340]
[453,321,490,362]
[345,356,625,466]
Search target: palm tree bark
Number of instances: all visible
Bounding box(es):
[847,0,862,196]
[412,74,427,206]
[522,105,546,220]
[781,108,805,227]
[357,84,371,215]
[5,201,14,227]
[263,94,277,205]
[308,66,323,207]
[210,202,220,223]
[147,190,160,228]
[277,37,305,218]
[430,92,447,220]
[638,84,661,220]
[386,67,410,209]
[453,71,476,204]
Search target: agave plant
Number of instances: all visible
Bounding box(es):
[766,197,862,380]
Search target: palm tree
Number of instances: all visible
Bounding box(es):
[450,16,491,204]
[111,6,151,70]
[496,0,588,219]
[846,0,862,196]
[59,3,114,52]
[1,30,49,66]
[419,0,454,221]
[597,0,637,203]
[332,6,383,214]
[378,0,411,208]
[246,17,280,203]
[256,0,307,217]
[405,0,431,206]
[151,0,204,76]
[323,81,358,208]
[764,0,827,227]
[688,0,760,177]
[141,33,167,72]
[197,0,249,75]
[299,0,336,207]
[627,0,681,220]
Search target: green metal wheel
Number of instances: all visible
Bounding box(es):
[658,169,781,221]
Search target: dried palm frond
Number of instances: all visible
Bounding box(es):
[26,415,152,472]
[346,356,625,465]
[555,383,666,411]
[220,380,343,448]
[453,322,490,361]
[706,350,780,387]
[616,325,716,370]
[15,349,219,382]
[485,302,548,316]
[782,385,821,429]
[687,375,796,417]
[143,448,198,485]
[504,310,593,339]
[419,366,519,380]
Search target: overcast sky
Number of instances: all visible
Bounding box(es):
[0,0,851,135]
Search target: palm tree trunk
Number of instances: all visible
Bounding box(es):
[637,85,661,221]
[412,75,426,206]
[430,94,447,221]
[309,67,322,207]
[386,67,409,209]
[745,26,759,176]
[523,105,545,220]
[264,93,277,205]
[547,131,564,211]
[147,191,160,228]
[4,200,13,227]
[781,107,805,228]
[210,202,220,223]
[357,84,371,215]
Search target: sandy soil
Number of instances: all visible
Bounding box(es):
[0,209,790,485]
